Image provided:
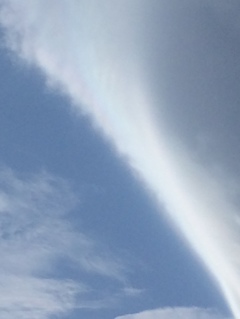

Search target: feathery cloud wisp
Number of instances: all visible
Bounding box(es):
[0,168,126,319]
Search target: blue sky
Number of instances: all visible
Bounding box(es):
[0,1,239,319]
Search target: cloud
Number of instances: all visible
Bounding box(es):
[115,307,230,319]
[0,1,240,318]
[0,276,84,319]
[0,168,126,319]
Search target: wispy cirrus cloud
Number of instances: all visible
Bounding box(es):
[0,276,84,319]
[0,168,126,319]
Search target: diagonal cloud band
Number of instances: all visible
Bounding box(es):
[0,1,239,318]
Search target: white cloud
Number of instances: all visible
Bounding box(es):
[115,307,230,319]
[0,168,126,319]
[0,276,84,319]
[1,1,240,318]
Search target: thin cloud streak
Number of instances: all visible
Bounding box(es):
[0,276,84,319]
[0,168,126,319]
[0,1,239,318]
[0,169,83,319]
[115,307,231,319]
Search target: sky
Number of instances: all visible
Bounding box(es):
[0,1,239,319]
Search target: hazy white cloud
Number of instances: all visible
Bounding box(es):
[115,307,230,319]
[0,168,126,319]
[0,276,84,319]
[0,1,240,318]
[121,287,144,297]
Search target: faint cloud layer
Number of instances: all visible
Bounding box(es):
[115,307,230,319]
[0,168,126,319]
[0,276,83,319]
